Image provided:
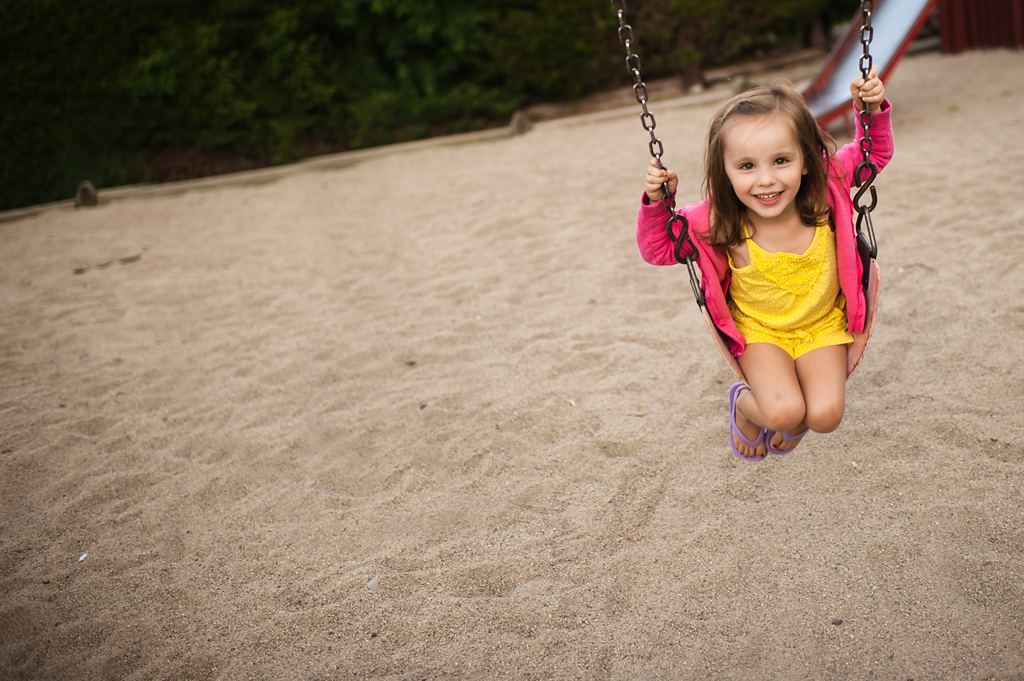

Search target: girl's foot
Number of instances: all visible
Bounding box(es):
[767,426,808,454]
[730,384,767,461]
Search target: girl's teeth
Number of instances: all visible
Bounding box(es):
[757,192,780,200]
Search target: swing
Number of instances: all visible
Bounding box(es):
[612,0,881,382]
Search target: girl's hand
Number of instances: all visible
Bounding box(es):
[645,158,678,203]
[850,66,884,113]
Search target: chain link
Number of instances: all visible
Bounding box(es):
[611,0,704,305]
[853,0,879,258]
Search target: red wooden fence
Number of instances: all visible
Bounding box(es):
[940,0,1024,52]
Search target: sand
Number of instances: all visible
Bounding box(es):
[2,48,1023,680]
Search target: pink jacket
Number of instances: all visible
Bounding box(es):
[636,100,893,358]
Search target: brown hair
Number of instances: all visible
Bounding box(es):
[703,80,835,248]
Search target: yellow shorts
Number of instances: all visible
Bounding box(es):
[732,298,853,360]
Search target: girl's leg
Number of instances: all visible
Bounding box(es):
[792,344,847,435]
[734,342,807,459]
[759,344,847,453]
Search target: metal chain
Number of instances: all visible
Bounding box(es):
[611,0,704,306]
[853,0,879,258]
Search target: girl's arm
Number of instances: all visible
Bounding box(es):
[637,191,683,265]
[637,159,693,265]
[836,67,894,182]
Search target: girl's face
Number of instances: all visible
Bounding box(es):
[722,114,807,227]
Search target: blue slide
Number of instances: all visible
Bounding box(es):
[804,0,938,126]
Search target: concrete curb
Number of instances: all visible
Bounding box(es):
[0,125,518,224]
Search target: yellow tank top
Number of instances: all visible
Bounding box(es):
[727,221,852,358]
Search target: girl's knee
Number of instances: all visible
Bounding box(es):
[758,394,805,432]
[806,400,845,433]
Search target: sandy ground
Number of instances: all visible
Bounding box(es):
[2,48,1024,680]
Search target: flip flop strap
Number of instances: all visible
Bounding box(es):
[781,429,806,443]
[732,386,764,447]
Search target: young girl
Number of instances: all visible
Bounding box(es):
[636,69,891,461]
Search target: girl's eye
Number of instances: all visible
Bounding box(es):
[775,157,790,165]
[740,162,754,170]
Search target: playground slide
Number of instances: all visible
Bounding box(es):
[803,0,938,126]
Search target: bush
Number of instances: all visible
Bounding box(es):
[0,0,857,211]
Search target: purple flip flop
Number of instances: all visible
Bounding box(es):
[729,382,765,462]
[764,428,807,456]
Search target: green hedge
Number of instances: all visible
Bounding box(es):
[0,0,857,211]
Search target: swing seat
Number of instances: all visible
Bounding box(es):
[705,257,879,384]
[845,257,880,377]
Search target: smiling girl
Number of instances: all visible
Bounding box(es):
[636,70,892,462]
